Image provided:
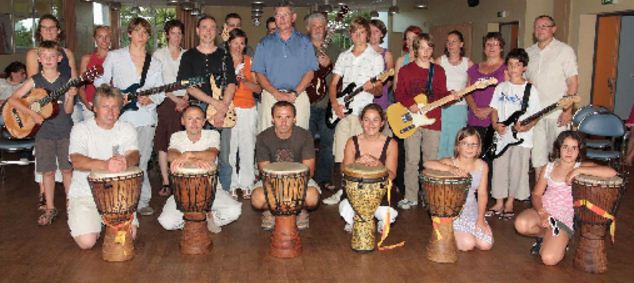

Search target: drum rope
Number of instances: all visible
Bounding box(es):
[378,179,405,251]
[574,199,616,243]
[103,214,134,245]
[430,217,453,240]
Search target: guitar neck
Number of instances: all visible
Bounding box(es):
[520,102,559,126]
[422,84,478,111]
[40,77,84,106]
[131,81,184,99]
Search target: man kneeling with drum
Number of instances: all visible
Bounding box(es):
[68,84,140,250]
[251,101,321,230]
[158,106,242,233]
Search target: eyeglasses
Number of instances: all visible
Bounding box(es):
[459,142,480,148]
[535,25,554,30]
[548,216,560,237]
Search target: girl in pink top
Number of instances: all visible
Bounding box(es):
[514,131,616,266]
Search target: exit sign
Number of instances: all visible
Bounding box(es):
[601,0,616,5]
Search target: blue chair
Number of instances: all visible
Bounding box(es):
[578,112,626,166]
[0,128,34,182]
[573,105,611,149]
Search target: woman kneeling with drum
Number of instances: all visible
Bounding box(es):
[423,126,493,253]
[338,104,399,251]
[514,131,616,266]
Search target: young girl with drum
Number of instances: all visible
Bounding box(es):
[338,103,398,233]
[514,131,616,266]
[423,126,493,251]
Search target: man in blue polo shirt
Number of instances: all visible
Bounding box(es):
[252,0,318,133]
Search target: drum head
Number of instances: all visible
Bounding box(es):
[422,169,460,178]
[343,163,388,179]
[172,162,217,175]
[262,162,308,175]
[89,166,143,180]
[574,174,623,186]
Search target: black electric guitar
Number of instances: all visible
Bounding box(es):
[325,68,394,128]
[483,95,580,160]
[119,76,206,114]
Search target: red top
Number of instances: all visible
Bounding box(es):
[84,52,106,103]
[395,62,449,131]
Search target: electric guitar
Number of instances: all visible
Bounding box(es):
[1,66,103,139]
[386,77,498,139]
[483,95,580,160]
[119,76,206,114]
[325,68,394,128]
[205,75,236,128]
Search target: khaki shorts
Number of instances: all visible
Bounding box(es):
[532,117,567,168]
[35,138,71,173]
[333,115,363,163]
[67,197,139,238]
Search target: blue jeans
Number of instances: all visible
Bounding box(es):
[191,101,233,191]
[309,105,334,184]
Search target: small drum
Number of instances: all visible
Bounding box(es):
[88,167,143,262]
[170,163,218,255]
[261,162,308,258]
[572,174,625,273]
[343,163,388,252]
[419,169,471,263]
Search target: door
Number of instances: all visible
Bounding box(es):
[499,22,519,55]
[591,15,620,109]
[614,16,634,119]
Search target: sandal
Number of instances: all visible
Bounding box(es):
[499,210,515,220]
[484,208,502,217]
[38,208,58,226]
[37,192,46,211]
[242,188,252,200]
[158,184,171,197]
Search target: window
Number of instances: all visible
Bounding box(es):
[13,0,64,50]
[119,6,176,50]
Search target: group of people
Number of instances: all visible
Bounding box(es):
[1,0,628,268]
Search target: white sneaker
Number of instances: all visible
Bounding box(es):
[344,223,352,233]
[207,212,222,234]
[322,189,343,205]
[397,199,417,210]
[138,206,154,216]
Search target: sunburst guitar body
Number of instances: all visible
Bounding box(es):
[205,75,236,128]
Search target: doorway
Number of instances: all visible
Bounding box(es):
[499,21,519,55]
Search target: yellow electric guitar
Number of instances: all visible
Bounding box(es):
[387,77,498,139]
[205,75,236,128]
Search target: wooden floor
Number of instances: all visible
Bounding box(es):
[1,163,633,283]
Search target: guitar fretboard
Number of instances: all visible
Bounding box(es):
[39,77,84,107]
[421,84,479,112]
[131,81,187,99]
[519,102,559,126]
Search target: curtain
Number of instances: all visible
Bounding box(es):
[177,8,197,49]
[63,0,76,51]
[110,8,121,49]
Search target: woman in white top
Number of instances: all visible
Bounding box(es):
[436,30,474,158]
[153,20,188,197]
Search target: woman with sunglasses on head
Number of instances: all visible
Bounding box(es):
[514,131,616,266]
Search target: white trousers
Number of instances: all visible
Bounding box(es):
[257,90,310,133]
[136,126,156,209]
[338,198,398,225]
[229,107,257,192]
[157,188,242,230]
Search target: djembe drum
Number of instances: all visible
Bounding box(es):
[419,169,471,263]
[343,163,388,252]
[88,167,143,262]
[261,162,308,258]
[171,163,218,255]
[572,174,625,273]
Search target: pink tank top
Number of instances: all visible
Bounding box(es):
[542,161,580,230]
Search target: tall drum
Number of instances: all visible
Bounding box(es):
[88,167,143,262]
[419,169,471,263]
[343,163,388,252]
[572,174,625,273]
[261,162,308,258]
[171,163,218,255]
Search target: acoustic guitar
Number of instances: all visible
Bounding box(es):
[205,75,236,128]
[386,77,498,139]
[1,66,103,139]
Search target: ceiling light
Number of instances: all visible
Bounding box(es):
[109,2,121,11]
[389,0,399,15]
[181,1,194,11]
[369,10,379,17]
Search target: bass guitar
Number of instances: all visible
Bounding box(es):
[386,78,498,139]
[119,76,206,114]
[205,75,236,128]
[325,68,394,128]
[1,66,103,139]
[482,95,580,160]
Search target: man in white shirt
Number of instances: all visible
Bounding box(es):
[323,17,384,205]
[525,15,578,180]
[68,84,140,250]
[94,18,165,216]
[157,106,242,233]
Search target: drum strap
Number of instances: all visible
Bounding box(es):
[574,199,616,243]
[378,179,406,251]
[431,217,453,240]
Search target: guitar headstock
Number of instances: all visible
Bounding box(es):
[377,68,395,82]
[557,95,581,108]
[473,77,498,90]
[81,65,104,82]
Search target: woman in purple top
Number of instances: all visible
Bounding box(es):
[368,19,394,110]
[465,32,508,146]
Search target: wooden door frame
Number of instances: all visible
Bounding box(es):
[498,21,519,49]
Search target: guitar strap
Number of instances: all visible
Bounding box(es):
[426,63,435,100]
[139,53,151,88]
[520,83,532,113]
